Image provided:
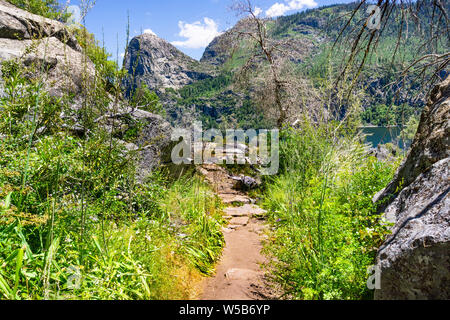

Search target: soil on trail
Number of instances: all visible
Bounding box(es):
[198,165,277,300]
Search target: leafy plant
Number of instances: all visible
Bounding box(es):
[129,84,164,115]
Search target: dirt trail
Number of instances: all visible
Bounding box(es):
[198,165,276,300]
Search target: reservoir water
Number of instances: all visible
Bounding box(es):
[360,126,407,149]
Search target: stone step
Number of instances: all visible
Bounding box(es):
[224,208,248,217]
[229,216,250,226]
[222,227,235,234]
[224,204,267,218]
[220,194,252,205]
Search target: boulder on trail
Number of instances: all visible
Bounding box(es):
[232,175,261,191]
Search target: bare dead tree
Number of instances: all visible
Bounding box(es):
[230,0,317,128]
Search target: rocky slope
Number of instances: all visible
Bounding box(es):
[200,18,254,67]
[200,35,230,67]
[200,17,322,68]
[374,76,450,300]
[0,0,95,97]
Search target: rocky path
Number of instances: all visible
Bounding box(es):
[198,165,276,300]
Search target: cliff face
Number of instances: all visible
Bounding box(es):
[123,33,213,95]
[200,35,230,67]
[374,76,450,300]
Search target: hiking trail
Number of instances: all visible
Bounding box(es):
[198,164,277,300]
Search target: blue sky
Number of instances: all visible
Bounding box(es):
[65,0,355,62]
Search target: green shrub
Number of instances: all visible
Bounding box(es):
[6,0,69,21]
[130,84,164,115]
[262,125,398,300]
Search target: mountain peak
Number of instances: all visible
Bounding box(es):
[123,33,213,94]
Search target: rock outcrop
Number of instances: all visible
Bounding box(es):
[77,104,176,181]
[0,0,79,49]
[123,33,213,95]
[374,76,450,300]
[0,0,96,97]
[131,109,175,180]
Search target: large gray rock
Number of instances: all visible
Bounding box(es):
[0,0,80,50]
[375,76,450,208]
[132,109,175,176]
[232,175,261,191]
[105,108,176,180]
[374,76,450,300]
[123,33,213,95]
[0,0,95,97]
[0,37,96,97]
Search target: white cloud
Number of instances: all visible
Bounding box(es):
[266,0,318,18]
[171,17,222,49]
[266,3,290,17]
[143,28,157,36]
[254,7,262,16]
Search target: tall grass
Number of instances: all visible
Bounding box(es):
[262,123,399,300]
[0,65,224,297]
[0,162,224,300]
[160,176,225,276]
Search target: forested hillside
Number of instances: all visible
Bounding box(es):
[125,1,448,130]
